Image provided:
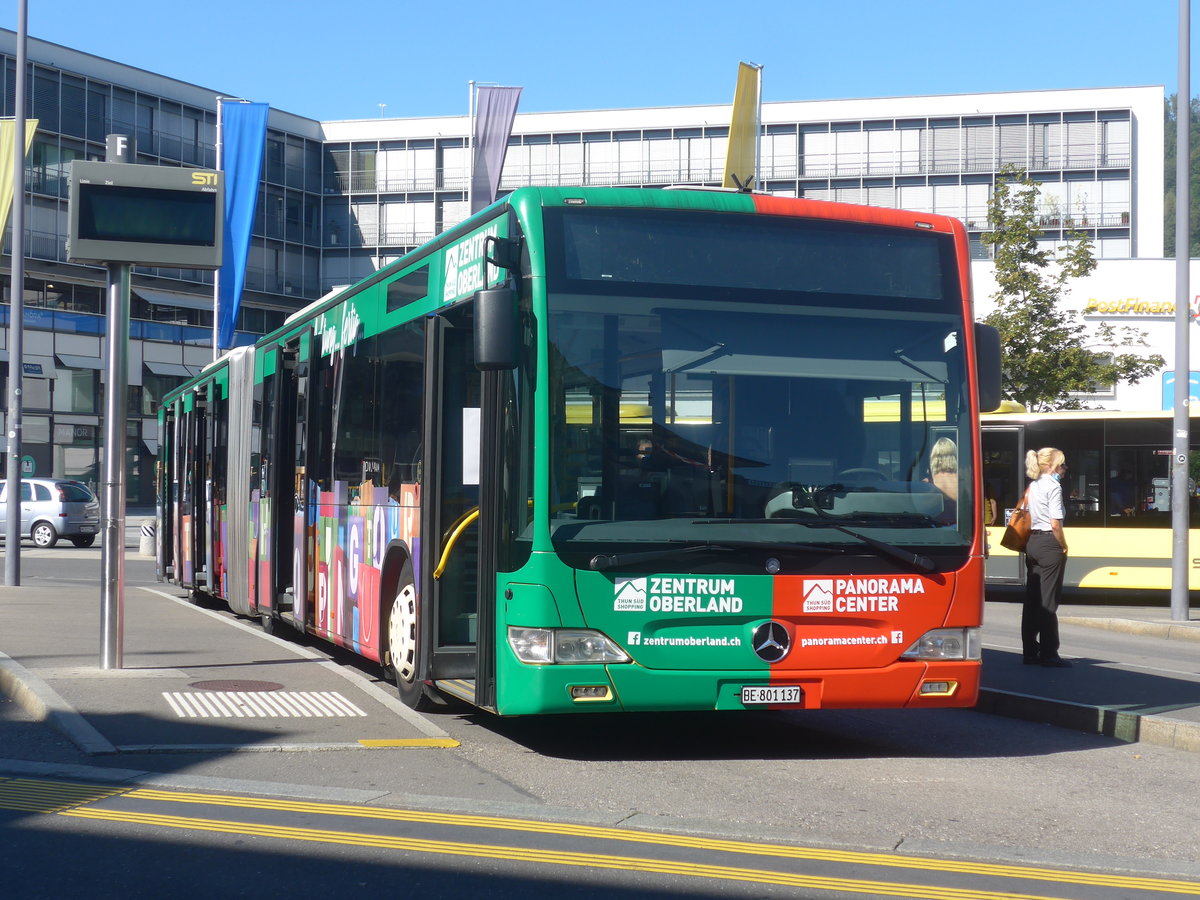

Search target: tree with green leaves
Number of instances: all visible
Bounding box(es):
[981,166,1164,411]
[1163,93,1200,258]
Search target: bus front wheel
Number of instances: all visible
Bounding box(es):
[387,562,437,711]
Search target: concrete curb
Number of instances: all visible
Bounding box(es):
[0,651,117,755]
[977,687,1200,754]
[1059,615,1200,643]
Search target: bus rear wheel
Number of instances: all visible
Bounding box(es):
[387,562,437,711]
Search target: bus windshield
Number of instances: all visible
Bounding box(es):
[545,206,974,572]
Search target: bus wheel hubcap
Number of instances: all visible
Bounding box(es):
[389,583,418,684]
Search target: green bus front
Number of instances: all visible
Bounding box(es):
[464,189,988,715]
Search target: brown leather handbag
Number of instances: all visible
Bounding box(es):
[1000,484,1033,552]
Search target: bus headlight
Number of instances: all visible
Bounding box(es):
[507,627,631,665]
[900,627,981,661]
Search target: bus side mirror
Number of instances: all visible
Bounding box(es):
[974,323,1002,412]
[475,285,518,371]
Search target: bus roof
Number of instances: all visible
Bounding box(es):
[231,185,970,373]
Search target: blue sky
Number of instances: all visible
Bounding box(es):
[3,1,1198,121]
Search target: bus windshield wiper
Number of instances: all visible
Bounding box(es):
[791,520,937,572]
[790,487,937,573]
[830,512,945,528]
[589,540,844,572]
[699,513,942,528]
[698,516,936,573]
[590,543,734,571]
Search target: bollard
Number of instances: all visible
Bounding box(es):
[139,519,156,557]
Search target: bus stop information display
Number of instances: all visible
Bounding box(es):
[67,160,223,269]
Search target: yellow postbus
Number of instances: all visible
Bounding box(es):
[982,408,1200,593]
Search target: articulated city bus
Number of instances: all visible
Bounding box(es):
[983,409,1200,593]
[158,186,1000,715]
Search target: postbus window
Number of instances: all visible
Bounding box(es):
[1061,447,1101,525]
[1105,446,1200,527]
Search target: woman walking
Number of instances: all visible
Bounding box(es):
[1023,447,1071,667]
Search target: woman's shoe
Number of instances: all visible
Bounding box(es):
[1039,657,1072,668]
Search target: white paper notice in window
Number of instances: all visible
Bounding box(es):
[463,407,481,486]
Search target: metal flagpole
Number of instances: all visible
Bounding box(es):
[212,97,225,362]
[1171,0,1191,622]
[467,82,475,213]
[754,63,763,190]
[5,0,28,587]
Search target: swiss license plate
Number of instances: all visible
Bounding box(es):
[740,685,803,706]
[80,525,95,533]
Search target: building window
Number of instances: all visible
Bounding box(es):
[54,367,100,414]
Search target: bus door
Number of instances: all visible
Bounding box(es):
[423,308,494,706]
[269,338,302,617]
[158,407,175,580]
[180,393,207,590]
[982,424,1026,585]
[203,384,216,596]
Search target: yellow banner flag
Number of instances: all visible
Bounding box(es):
[0,119,39,235]
[722,63,760,190]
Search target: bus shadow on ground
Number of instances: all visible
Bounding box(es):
[467,700,1124,763]
[474,644,1200,761]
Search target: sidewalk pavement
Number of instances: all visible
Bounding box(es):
[978,594,1200,753]
[0,574,456,756]
[0,567,1198,757]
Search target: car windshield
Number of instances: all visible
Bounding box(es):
[543,206,974,573]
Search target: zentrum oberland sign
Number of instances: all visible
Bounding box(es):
[67,160,223,269]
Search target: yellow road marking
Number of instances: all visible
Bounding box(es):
[356,738,460,748]
[0,778,125,813]
[122,787,1200,895]
[7,778,1199,897]
[58,806,1078,900]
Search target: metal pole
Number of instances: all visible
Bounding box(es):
[212,97,224,362]
[467,81,475,213]
[754,63,762,191]
[99,262,130,668]
[5,0,28,587]
[1171,0,1191,622]
[99,133,132,669]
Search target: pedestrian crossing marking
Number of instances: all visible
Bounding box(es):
[162,690,367,718]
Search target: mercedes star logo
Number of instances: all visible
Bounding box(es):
[752,621,791,663]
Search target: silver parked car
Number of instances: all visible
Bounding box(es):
[0,478,101,548]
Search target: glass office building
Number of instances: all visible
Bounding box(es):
[0,29,1165,502]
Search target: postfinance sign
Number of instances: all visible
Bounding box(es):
[442,219,507,306]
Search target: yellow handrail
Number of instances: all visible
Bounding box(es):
[433,506,480,579]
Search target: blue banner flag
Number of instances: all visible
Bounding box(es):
[471,86,522,214]
[217,101,269,350]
